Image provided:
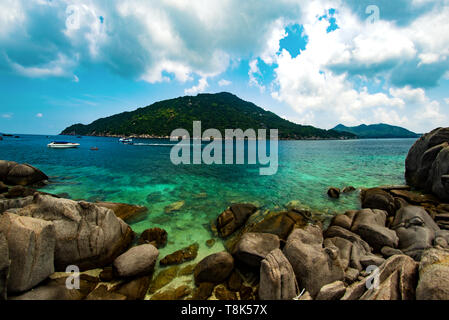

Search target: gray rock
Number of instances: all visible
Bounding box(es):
[344,268,360,284]
[1,161,48,186]
[391,205,439,260]
[315,280,346,300]
[0,232,9,300]
[10,194,134,271]
[324,237,352,270]
[194,251,234,284]
[330,211,357,230]
[259,249,298,300]
[216,204,258,238]
[361,188,396,215]
[381,246,403,258]
[360,255,418,300]
[283,225,345,298]
[0,196,34,214]
[416,248,449,300]
[351,209,399,251]
[113,244,159,278]
[234,232,280,267]
[341,278,368,300]
[327,187,340,199]
[0,212,55,293]
[359,254,385,268]
[405,127,449,201]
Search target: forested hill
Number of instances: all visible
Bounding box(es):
[61,92,356,140]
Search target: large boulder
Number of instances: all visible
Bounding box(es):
[416,248,449,300]
[194,252,234,285]
[9,194,134,271]
[361,188,396,215]
[216,204,258,238]
[0,161,48,186]
[0,196,34,214]
[391,205,440,260]
[0,232,9,300]
[405,127,449,201]
[113,244,159,278]
[234,233,280,267]
[351,209,399,251]
[315,280,346,300]
[0,212,55,293]
[360,255,418,300]
[259,249,298,300]
[283,225,345,297]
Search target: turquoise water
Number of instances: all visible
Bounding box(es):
[0,134,415,260]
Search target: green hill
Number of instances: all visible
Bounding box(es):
[61,92,356,140]
[332,123,420,139]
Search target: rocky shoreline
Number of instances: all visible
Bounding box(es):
[1,127,449,300]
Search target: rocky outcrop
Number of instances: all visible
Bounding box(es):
[283,225,345,297]
[259,249,298,300]
[8,194,133,271]
[95,202,148,222]
[0,160,48,186]
[351,209,399,251]
[194,252,234,285]
[216,204,258,238]
[391,205,440,260]
[138,228,168,248]
[360,255,418,300]
[405,127,449,201]
[0,232,9,300]
[361,188,396,215]
[113,244,159,278]
[0,212,55,293]
[416,248,449,300]
[234,233,280,267]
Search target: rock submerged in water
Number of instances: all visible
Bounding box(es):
[327,187,341,199]
[164,200,185,214]
[0,160,48,186]
[95,201,148,223]
[138,228,168,248]
[160,243,199,266]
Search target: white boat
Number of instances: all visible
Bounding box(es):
[47,141,80,149]
[119,137,133,143]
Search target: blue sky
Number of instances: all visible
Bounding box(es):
[0,0,448,135]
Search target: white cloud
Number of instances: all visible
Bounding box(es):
[36,113,43,118]
[218,79,231,87]
[249,59,266,92]
[185,78,208,95]
[1,113,13,119]
[445,98,449,105]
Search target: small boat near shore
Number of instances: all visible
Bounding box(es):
[119,137,133,143]
[47,141,80,149]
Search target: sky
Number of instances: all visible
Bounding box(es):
[0,0,448,135]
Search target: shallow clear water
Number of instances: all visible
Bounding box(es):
[0,134,415,260]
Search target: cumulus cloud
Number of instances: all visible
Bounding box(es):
[218,79,231,87]
[36,113,43,118]
[185,78,208,95]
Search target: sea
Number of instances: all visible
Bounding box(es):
[0,134,415,263]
